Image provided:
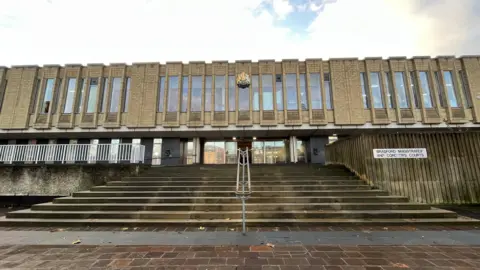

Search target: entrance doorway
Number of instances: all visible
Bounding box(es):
[236,140,251,151]
[236,140,252,164]
[202,138,289,164]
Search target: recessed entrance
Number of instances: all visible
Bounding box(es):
[203,138,289,164]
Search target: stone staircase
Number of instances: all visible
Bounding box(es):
[0,164,477,226]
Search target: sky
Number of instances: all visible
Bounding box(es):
[0,0,479,66]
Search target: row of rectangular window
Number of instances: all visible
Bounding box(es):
[158,73,333,113]
[360,70,472,110]
[30,77,132,115]
[22,69,473,116]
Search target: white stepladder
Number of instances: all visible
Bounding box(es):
[236,147,252,235]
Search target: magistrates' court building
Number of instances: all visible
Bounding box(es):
[0,56,479,165]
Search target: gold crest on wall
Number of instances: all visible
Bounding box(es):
[236,72,251,89]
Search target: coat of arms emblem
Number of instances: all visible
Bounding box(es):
[236,72,251,89]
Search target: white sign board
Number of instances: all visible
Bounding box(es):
[373,148,427,159]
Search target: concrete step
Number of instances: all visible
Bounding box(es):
[2,216,477,226]
[140,173,355,177]
[122,176,358,181]
[137,173,355,177]
[71,190,389,197]
[54,196,410,204]
[6,209,458,220]
[33,202,431,211]
[107,180,366,186]
[91,185,372,192]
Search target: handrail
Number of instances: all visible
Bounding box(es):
[235,147,251,235]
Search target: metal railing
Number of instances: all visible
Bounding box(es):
[0,143,145,164]
[236,147,252,235]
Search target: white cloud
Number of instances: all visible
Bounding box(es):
[304,0,480,58]
[0,0,478,66]
[271,0,294,19]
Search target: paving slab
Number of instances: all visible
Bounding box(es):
[1,230,480,246]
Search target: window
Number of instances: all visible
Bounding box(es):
[409,72,420,109]
[86,78,99,113]
[276,74,284,110]
[181,76,188,112]
[63,78,77,114]
[0,79,7,113]
[310,73,322,109]
[30,78,41,114]
[75,78,85,113]
[286,73,297,110]
[394,72,409,108]
[204,76,212,112]
[190,76,202,112]
[360,72,370,109]
[109,78,122,112]
[214,75,225,111]
[157,76,166,112]
[122,77,131,112]
[52,78,62,114]
[228,75,236,111]
[384,72,394,108]
[167,76,179,112]
[324,73,333,109]
[261,74,273,111]
[434,72,447,108]
[41,78,55,113]
[99,78,108,113]
[418,71,433,108]
[459,70,472,108]
[252,75,259,111]
[370,72,384,109]
[443,71,459,108]
[299,74,308,110]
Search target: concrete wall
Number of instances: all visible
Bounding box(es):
[310,137,329,164]
[161,138,181,166]
[0,56,479,131]
[0,164,148,196]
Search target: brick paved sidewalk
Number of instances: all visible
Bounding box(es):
[1,244,480,270]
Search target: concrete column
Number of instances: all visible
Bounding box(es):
[194,137,201,164]
[141,138,153,165]
[289,136,297,163]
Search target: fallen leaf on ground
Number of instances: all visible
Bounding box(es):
[266,243,275,248]
[72,239,81,245]
[391,263,409,268]
[199,226,205,230]
[229,228,235,231]
[121,227,129,231]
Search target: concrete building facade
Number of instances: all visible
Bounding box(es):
[1,56,480,164]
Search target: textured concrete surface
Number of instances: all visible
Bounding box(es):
[0,244,479,269]
[0,164,146,196]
